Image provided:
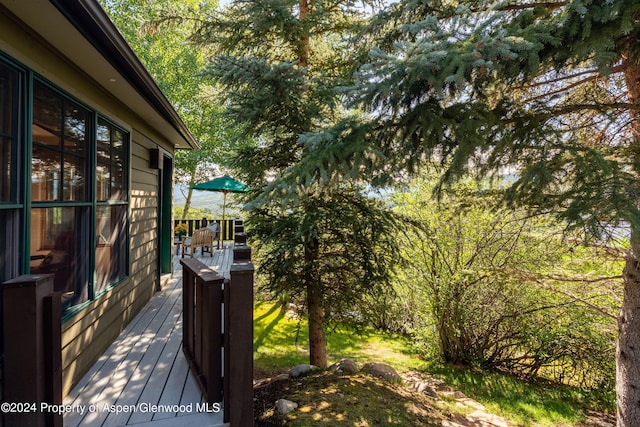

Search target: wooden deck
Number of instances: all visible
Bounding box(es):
[63,245,234,427]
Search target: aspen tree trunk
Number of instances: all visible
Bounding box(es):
[182,187,194,220]
[618,57,640,427]
[181,170,197,220]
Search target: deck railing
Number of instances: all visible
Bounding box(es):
[174,218,237,241]
[2,274,62,427]
[180,238,254,426]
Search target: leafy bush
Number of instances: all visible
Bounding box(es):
[387,177,620,389]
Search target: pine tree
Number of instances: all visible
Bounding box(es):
[290,0,640,423]
[194,0,400,367]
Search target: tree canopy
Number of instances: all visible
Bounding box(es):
[195,0,401,367]
[290,0,640,424]
[99,0,245,218]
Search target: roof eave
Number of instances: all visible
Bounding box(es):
[49,0,200,150]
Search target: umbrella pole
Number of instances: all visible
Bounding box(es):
[220,191,227,250]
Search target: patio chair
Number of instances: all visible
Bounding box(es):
[206,223,221,250]
[181,227,216,258]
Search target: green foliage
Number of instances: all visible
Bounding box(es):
[389,176,619,389]
[249,185,403,328]
[173,206,212,221]
[285,0,640,240]
[99,0,249,218]
[194,0,396,365]
[254,300,615,425]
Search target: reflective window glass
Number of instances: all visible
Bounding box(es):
[96,205,127,293]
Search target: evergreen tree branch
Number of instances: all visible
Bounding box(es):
[496,1,568,12]
[525,64,624,89]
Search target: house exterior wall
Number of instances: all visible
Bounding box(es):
[0,5,179,397]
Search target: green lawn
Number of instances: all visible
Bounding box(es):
[253,301,615,426]
[253,301,426,376]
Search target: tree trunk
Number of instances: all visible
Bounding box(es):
[298,0,324,366]
[618,57,640,427]
[298,0,310,68]
[181,171,196,220]
[182,187,194,220]
[305,236,327,367]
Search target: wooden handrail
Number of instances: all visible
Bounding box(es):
[181,258,224,403]
[181,250,254,426]
[2,274,62,427]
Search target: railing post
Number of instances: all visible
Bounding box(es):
[180,258,225,405]
[182,264,196,362]
[234,220,247,246]
[2,274,62,427]
[224,247,254,426]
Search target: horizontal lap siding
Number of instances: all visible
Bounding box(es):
[0,6,180,401]
[61,135,166,397]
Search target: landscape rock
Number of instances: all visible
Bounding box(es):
[439,389,468,399]
[253,372,290,388]
[443,414,474,427]
[456,397,487,411]
[289,364,318,378]
[330,358,358,375]
[275,399,298,415]
[361,362,402,383]
[466,410,509,427]
[414,381,440,399]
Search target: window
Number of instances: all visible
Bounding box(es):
[0,60,20,283]
[95,118,129,294]
[30,81,92,307]
[32,83,88,202]
[0,53,132,315]
[27,79,130,311]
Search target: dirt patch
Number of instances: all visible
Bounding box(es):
[254,370,445,426]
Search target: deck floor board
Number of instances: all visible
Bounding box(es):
[64,244,233,427]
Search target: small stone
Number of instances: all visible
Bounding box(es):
[275,399,298,415]
[466,410,509,427]
[415,382,440,399]
[439,390,467,399]
[289,364,318,378]
[329,358,358,375]
[361,362,402,383]
[456,397,486,411]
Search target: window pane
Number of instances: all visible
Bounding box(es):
[0,209,18,283]
[30,207,89,307]
[32,145,61,202]
[0,137,10,202]
[0,62,18,203]
[32,84,62,147]
[63,154,85,201]
[64,103,88,155]
[96,205,127,294]
[0,63,15,135]
[97,118,128,201]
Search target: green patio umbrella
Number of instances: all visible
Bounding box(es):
[191,175,250,248]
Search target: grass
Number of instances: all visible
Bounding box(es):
[262,371,446,426]
[253,301,426,376]
[426,364,615,426]
[253,300,615,426]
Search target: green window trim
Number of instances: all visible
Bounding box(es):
[0,52,132,318]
